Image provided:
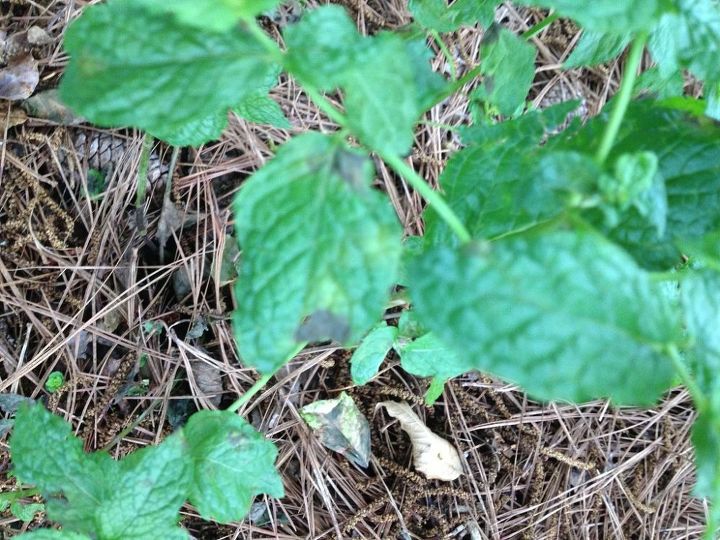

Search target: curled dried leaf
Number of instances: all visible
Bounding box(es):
[378,400,463,481]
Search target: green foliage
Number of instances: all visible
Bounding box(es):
[514,0,671,34]
[408,232,681,404]
[233,133,402,373]
[136,0,280,32]
[284,6,441,154]
[44,372,65,393]
[60,0,280,146]
[17,0,720,537]
[17,532,90,540]
[10,404,282,538]
[473,24,536,116]
[183,410,284,523]
[408,0,497,32]
[565,30,630,68]
[350,322,398,385]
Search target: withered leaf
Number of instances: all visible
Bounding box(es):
[378,400,463,481]
[300,392,371,467]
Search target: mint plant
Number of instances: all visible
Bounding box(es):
[7,0,720,538]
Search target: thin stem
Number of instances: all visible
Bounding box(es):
[521,13,560,40]
[243,18,284,62]
[227,373,274,413]
[431,29,457,80]
[134,134,154,235]
[594,33,648,165]
[380,150,472,243]
[667,344,708,412]
[243,12,472,246]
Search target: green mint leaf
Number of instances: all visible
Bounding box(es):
[681,270,720,531]
[514,0,669,34]
[424,377,446,406]
[401,35,451,112]
[60,0,280,146]
[408,232,681,404]
[564,30,630,68]
[284,6,436,154]
[691,408,720,534]
[341,32,423,155]
[11,405,191,539]
[183,410,283,523]
[10,501,44,522]
[634,67,685,100]
[10,404,88,494]
[600,151,659,210]
[350,323,398,385]
[284,6,362,91]
[424,146,593,246]
[682,231,720,271]
[135,0,281,32]
[395,332,463,381]
[472,25,536,117]
[16,532,91,540]
[564,101,720,270]
[152,111,229,147]
[681,271,720,401]
[459,100,580,147]
[96,434,191,539]
[408,0,497,32]
[397,310,428,340]
[649,0,720,85]
[233,133,402,373]
[234,94,291,128]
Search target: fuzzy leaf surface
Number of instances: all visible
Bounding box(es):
[514,0,670,34]
[565,30,630,68]
[284,7,435,154]
[136,0,280,31]
[183,410,283,523]
[284,6,362,91]
[408,232,680,404]
[60,0,279,146]
[473,25,536,116]
[233,133,402,373]
[563,101,720,269]
[408,0,497,32]
[649,0,720,84]
[16,532,91,540]
[395,332,463,381]
[682,270,720,533]
[10,404,191,539]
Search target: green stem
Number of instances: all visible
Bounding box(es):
[244,24,472,244]
[379,150,472,243]
[134,134,155,235]
[430,29,457,80]
[594,33,648,165]
[134,134,154,209]
[521,13,560,40]
[667,344,708,412]
[243,18,284,62]
[227,373,275,413]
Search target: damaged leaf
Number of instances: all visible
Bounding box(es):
[378,401,463,481]
[300,392,371,467]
